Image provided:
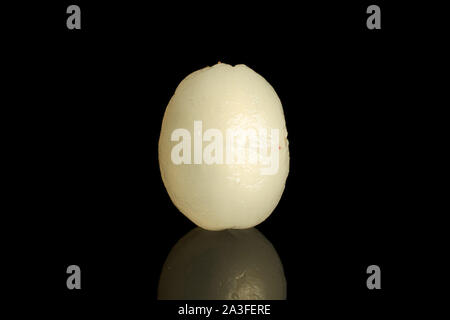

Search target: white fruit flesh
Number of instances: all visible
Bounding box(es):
[159,63,289,230]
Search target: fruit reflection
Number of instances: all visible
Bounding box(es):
[158,227,286,300]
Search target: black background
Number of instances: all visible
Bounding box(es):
[6,0,440,318]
